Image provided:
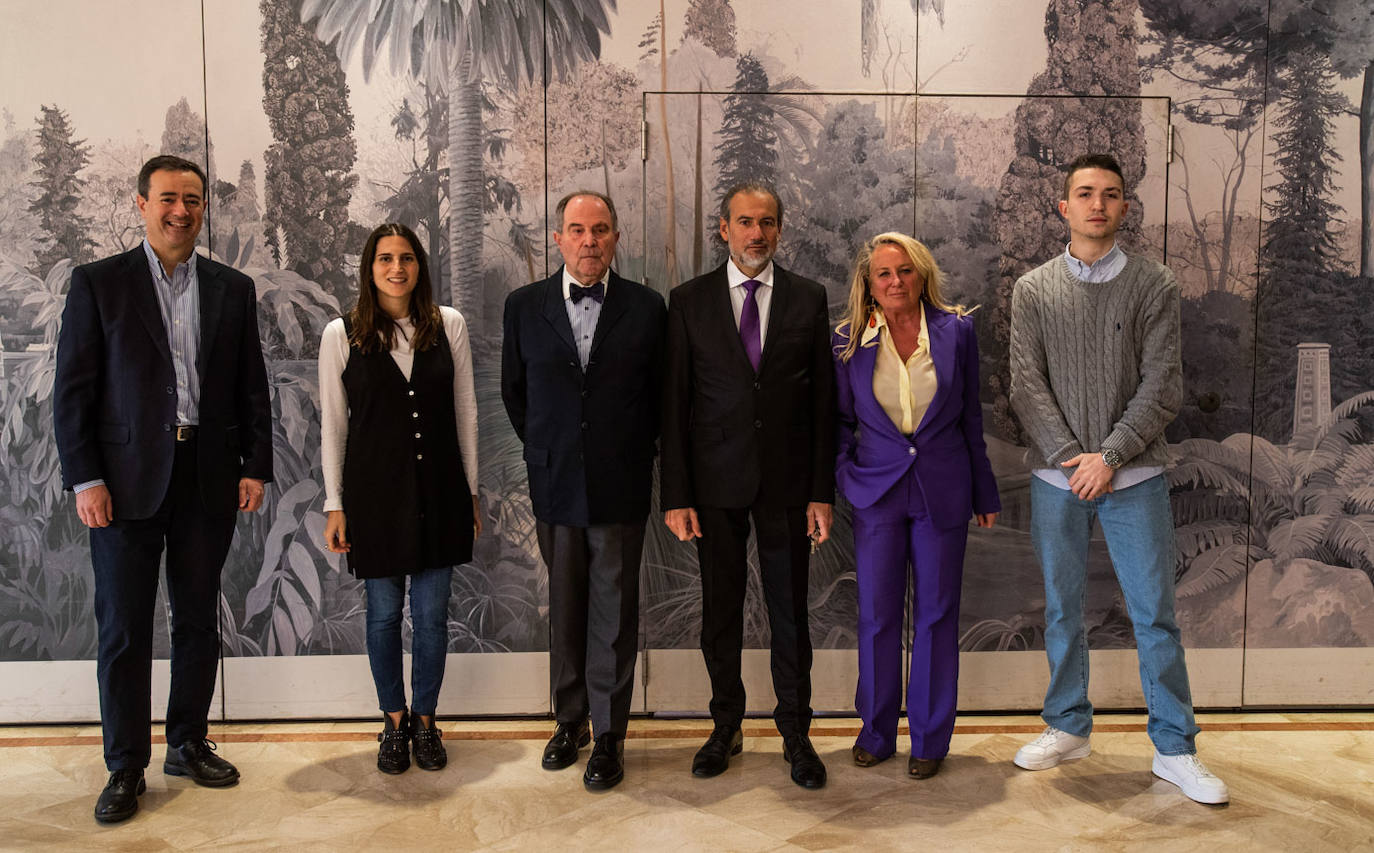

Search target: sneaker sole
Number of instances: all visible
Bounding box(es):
[1151,756,1230,804]
[1013,742,1091,771]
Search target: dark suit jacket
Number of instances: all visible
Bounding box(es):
[660,262,836,510]
[501,268,666,527]
[834,304,1000,529]
[54,246,273,520]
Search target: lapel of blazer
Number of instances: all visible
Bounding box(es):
[196,255,226,375]
[757,264,790,374]
[705,265,755,373]
[851,334,909,444]
[538,269,578,356]
[589,271,631,360]
[914,305,956,437]
[128,247,172,364]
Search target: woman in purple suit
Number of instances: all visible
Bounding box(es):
[834,232,1000,779]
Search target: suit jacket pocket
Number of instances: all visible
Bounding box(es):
[524,444,550,466]
[97,422,130,444]
[225,424,240,448]
[691,425,726,442]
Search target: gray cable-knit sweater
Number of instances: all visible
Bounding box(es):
[1009,252,1182,471]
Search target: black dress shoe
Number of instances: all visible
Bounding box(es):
[94,769,145,824]
[164,738,239,787]
[783,734,827,789]
[583,733,625,790]
[542,721,590,770]
[691,725,742,777]
[907,756,942,779]
[412,718,447,771]
[376,711,411,775]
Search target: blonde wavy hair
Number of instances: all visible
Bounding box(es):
[834,232,971,362]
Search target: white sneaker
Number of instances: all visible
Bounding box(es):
[1152,752,1230,804]
[1013,726,1091,770]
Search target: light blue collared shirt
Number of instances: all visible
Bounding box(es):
[143,239,201,426]
[1034,243,1163,493]
[563,267,607,369]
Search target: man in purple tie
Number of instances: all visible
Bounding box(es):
[660,183,837,789]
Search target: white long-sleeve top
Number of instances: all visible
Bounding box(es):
[319,307,479,513]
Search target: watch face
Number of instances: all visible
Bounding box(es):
[1102,449,1123,469]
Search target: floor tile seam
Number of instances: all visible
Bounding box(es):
[5,719,1374,748]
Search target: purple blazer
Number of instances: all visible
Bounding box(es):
[834,304,1000,530]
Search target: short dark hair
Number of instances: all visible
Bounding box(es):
[718,182,784,228]
[138,155,207,198]
[555,190,618,231]
[1062,153,1125,200]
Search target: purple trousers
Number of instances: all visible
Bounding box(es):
[852,468,968,760]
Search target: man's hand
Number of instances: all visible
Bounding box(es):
[974,512,999,529]
[324,510,350,553]
[472,494,483,539]
[238,477,266,512]
[664,507,702,541]
[76,484,114,528]
[1061,453,1114,501]
[806,502,833,545]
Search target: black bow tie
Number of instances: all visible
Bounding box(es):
[570,281,604,304]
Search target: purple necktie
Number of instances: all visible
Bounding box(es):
[740,279,762,372]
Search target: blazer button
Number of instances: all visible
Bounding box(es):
[163,424,171,432]
[581,421,589,430]
[754,419,763,428]
[581,390,589,398]
[908,446,917,456]
[753,381,760,390]
[166,386,174,395]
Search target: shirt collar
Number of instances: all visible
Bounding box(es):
[1063,241,1125,280]
[142,238,196,286]
[562,266,609,301]
[860,303,927,348]
[726,258,774,289]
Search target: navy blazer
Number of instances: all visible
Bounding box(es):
[660,262,836,510]
[834,304,1000,530]
[501,268,666,526]
[54,246,273,519]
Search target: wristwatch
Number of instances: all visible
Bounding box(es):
[1101,448,1124,470]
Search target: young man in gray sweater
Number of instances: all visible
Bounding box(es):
[1007,153,1228,805]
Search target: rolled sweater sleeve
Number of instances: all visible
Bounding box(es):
[1009,274,1083,467]
[1100,271,1182,463]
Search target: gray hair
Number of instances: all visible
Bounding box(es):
[555,190,618,232]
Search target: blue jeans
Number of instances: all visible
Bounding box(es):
[364,566,453,717]
[1030,475,1198,755]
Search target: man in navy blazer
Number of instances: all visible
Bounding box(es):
[502,191,665,790]
[660,183,836,789]
[54,155,272,823]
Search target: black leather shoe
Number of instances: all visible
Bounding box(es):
[691,725,742,777]
[908,756,942,779]
[376,711,411,775]
[412,718,447,771]
[94,769,145,824]
[783,734,827,789]
[583,733,625,790]
[542,721,590,770]
[163,738,239,787]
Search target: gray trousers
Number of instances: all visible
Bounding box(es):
[537,519,645,737]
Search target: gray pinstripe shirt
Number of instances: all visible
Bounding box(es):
[142,239,201,426]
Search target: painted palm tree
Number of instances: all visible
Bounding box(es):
[301,0,615,332]
[1169,391,1374,599]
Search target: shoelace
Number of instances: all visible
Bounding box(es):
[1030,727,1070,747]
[1173,754,1217,778]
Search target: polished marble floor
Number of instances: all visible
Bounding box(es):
[2,714,1371,852]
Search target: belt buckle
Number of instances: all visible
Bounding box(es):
[175,425,196,441]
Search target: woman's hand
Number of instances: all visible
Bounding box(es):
[974,512,998,529]
[324,510,350,552]
[472,494,483,539]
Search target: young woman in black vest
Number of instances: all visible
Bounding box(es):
[319,223,480,773]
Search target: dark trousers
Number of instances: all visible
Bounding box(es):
[89,438,236,770]
[537,519,645,737]
[695,504,813,737]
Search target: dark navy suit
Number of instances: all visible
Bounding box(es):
[834,304,999,760]
[54,246,272,770]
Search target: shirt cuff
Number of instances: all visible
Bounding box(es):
[74,479,105,493]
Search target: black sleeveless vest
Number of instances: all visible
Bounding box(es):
[340,318,473,578]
